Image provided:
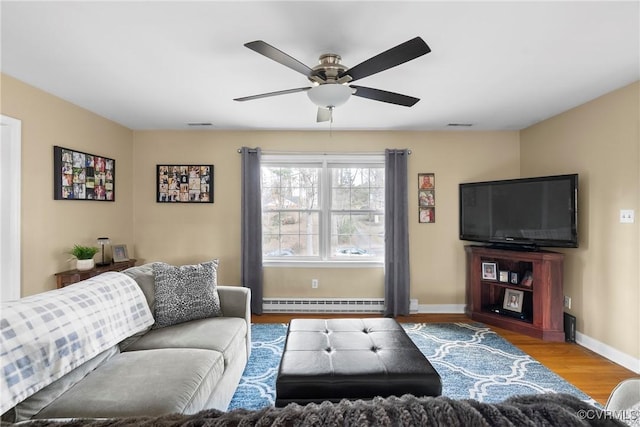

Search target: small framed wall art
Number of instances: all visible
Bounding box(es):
[157,165,213,203]
[53,146,115,201]
[418,173,435,223]
[418,173,435,190]
[419,207,435,223]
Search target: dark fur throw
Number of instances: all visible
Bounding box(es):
[5,394,625,427]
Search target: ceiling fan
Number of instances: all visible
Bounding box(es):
[234,37,431,122]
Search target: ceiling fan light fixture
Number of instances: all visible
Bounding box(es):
[307,84,352,108]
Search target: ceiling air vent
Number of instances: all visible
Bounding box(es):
[187,122,213,127]
[447,123,473,127]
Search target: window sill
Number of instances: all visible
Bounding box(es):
[263,260,384,268]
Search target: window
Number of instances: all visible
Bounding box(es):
[261,154,385,264]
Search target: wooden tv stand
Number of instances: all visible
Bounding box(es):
[465,245,565,342]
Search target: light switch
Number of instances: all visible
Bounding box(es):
[620,209,635,224]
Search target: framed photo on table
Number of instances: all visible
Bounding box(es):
[112,244,129,262]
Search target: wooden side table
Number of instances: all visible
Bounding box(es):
[55,259,137,288]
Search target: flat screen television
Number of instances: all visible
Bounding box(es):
[459,174,578,249]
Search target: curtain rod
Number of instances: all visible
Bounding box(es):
[236,148,411,155]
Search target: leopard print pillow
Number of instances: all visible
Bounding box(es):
[152,260,222,328]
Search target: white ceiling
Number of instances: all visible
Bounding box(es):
[1,1,639,131]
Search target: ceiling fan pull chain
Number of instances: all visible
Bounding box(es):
[330,107,334,136]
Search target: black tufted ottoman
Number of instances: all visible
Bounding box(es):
[275,318,442,407]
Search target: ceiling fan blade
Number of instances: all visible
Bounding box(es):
[234,87,311,102]
[340,37,431,82]
[317,107,332,122]
[350,85,420,107]
[245,40,314,77]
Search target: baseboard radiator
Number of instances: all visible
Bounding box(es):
[262,298,418,314]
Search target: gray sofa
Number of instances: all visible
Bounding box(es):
[1,263,251,423]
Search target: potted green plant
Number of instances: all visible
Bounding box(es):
[69,245,99,271]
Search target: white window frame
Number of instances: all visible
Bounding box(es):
[262,153,385,268]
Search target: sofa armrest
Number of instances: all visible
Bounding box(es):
[218,286,250,319]
[217,285,251,357]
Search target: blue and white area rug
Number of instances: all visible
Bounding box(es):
[227,322,596,411]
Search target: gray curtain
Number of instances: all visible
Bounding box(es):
[384,149,411,317]
[240,147,263,314]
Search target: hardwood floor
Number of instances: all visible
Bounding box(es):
[251,313,637,405]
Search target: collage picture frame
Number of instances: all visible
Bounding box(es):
[53,146,115,201]
[418,173,435,223]
[157,165,214,203]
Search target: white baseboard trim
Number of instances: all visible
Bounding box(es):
[576,331,640,374]
[417,304,466,314]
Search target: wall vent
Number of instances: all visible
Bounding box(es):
[263,298,418,314]
[187,122,213,127]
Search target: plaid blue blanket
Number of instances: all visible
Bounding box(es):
[0,272,154,414]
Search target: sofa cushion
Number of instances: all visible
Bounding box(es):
[124,317,247,366]
[2,346,119,423]
[152,260,222,328]
[34,348,225,418]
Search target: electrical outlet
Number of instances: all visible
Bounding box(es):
[563,295,572,309]
[311,279,318,289]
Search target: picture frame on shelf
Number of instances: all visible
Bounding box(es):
[510,272,519,285]
[520,271,533,288]
[481,262,498,280]
[157,165,214,203]
[499,270,510,282]
[503,289,524,313]
[112,244,129,263]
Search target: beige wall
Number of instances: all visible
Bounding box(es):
[4,71,637,365]
[520,82,640,359]
[132,131,520,304]
[1,74,134,296]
